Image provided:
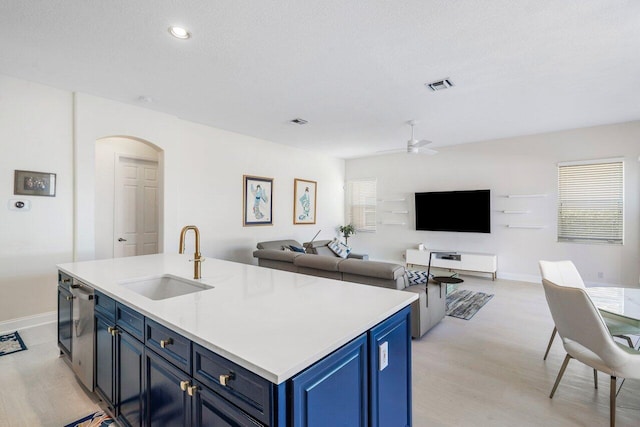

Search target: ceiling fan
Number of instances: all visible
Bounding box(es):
[378,120,438,155]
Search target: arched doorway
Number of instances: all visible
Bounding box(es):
[95,136,164,259]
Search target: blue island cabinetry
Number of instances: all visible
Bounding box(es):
[91,288,412,426]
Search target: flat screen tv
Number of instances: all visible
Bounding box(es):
[415,189,491,233]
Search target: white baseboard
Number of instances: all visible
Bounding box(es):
[0,311,57,335]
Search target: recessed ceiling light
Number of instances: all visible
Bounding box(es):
[168,26,191,40]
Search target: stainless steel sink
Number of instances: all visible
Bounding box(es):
[119,274,213,300]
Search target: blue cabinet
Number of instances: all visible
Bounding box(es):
[291,333,368,427]
[95,313,116,408]
[84,286,413,427]
[94,291,145,426]
[192,381,263,427]
[118,330,145,427]
[369,306,412,427]
[145,348,191,426]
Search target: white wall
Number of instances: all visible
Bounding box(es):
[346,121,640,285]
[0,76,73,322]
[75,94,345,265]
[0,74,345,323]
[173,120,345,263]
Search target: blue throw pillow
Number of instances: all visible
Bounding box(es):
[327,239,351,258]
[289,245,306,253]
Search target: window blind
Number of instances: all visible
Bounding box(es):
[346,179,377,232]
[557,160,623,244]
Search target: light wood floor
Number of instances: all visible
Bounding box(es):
[1,276,639,426]
[413,274,640,426]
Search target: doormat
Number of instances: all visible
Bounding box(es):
[446,289,494,320]
[0,331,27,356]
[64,411,113,427]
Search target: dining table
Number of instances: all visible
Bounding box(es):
[587,286,640,328]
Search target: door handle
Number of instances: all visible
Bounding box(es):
[118,238,127,242]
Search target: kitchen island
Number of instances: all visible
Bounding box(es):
[58,253,417,426]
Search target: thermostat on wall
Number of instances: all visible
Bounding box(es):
[8,199,31,211]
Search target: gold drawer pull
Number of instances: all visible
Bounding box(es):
[160,338,173,349]
[180,380,190,391]
[187,384,199,397]
[107,326,119,336]
[219,373,235,387]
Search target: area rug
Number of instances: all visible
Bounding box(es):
[446,289,494,320]
[64,411,113,427]
[0,331,27,356]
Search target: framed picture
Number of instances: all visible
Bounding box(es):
[294,178,317,224]
[14,170,56,197]
[243,175,273,226]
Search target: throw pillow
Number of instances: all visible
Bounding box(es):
[406,269,430,285]
[289,245,306,253]
[327,239,351,259]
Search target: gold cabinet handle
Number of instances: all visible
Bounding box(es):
[219,373,234,387]
[63,278,71,283]
[108,327,119,337]
[160,338,173,349]
[180,380,190,392]
[107,326,115,334]
[187,384,199,397]
[65,296,73,301]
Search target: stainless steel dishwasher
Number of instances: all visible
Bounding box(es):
[70,279,95,391]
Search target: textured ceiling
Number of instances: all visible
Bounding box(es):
[1,1,639,158]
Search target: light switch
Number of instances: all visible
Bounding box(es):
[379,341,389,371]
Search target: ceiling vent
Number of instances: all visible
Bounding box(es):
[290,118,308,125]
[425,78,454,92]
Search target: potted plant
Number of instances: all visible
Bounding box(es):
[339,224,356,245]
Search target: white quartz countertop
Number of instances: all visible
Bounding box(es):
[58,254,417,384]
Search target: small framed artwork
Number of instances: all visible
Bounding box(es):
[294,178,317,224]
[243,175,273,226]
[14,170,56,197]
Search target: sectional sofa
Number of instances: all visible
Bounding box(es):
[252,239,446,338]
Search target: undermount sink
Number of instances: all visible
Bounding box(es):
[119,274,213,300]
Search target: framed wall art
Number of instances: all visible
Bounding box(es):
[243,175,273,226]
[294,178,317,224]
[14,170,56,197]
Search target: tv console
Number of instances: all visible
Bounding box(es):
[405,249,497,280]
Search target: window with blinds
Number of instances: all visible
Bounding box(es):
[346,179,377,232]
[557,159,623,244]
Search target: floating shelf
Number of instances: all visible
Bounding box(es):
[382,210,409,214]
[502,210,531,214]
[378,221,407,225]
[506,225,546,229]
[378,198,406,202]
[506,194,547,198]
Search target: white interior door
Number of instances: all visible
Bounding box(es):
[114,156,159,258]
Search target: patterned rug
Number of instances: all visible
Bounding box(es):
[64,411,113,427]
[446,289,494,320]
[0,331,27,356]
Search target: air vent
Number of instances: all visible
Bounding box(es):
[425,78,454,92]
[290,118,308,125]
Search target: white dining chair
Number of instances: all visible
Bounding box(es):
[542,278,640,426]
[539,260,635,360]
